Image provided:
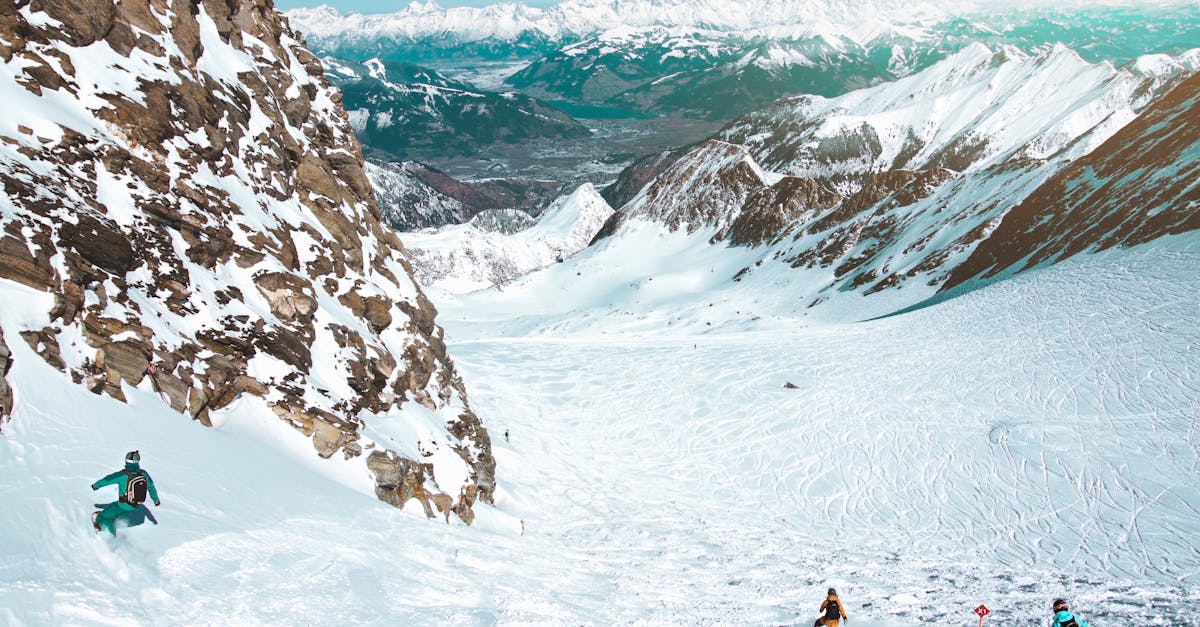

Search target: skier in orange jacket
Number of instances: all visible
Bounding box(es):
[817,588,847,626]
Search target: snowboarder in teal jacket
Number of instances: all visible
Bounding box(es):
[1051,599,1088,627]
[91,451,160,535]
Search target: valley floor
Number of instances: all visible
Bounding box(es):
[2,241,1198,625]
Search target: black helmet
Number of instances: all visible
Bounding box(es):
[1052,599,1068,612]
[828,588,837,597]
[125,450,141,464]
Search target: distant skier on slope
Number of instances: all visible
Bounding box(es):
[1051,598,1088,627]
[813,587,847,626]
[91,451,160,535]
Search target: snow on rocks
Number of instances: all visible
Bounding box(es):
[0,0,493,519]
[943,69,1200,291]
[0,328,11,427]
[401,183,614,292]
[572,43,1200,327]
[718,43,1197,195]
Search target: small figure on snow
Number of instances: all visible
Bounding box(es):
[1051,598,1087,627]
[91,451,160,535]
[814,587,847,626]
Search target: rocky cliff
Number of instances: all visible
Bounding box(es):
[592,46,1200,314]
[943,70,1200,291]
[0,0,493,520]
[0,329,11,428]
[366,159,563,232]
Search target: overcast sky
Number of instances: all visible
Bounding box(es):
[275,0,561,10]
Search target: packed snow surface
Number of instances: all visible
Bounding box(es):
[2,237,1199,624]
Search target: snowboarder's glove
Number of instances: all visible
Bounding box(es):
[154,499,161,506]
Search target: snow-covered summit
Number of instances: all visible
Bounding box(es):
[564,42,1200,328]
[719,42,1200,194]
[287,0,1179,46]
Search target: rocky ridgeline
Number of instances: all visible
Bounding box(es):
[0,0,493,521]
[943,70,1200,291]
[596,46,1200,308]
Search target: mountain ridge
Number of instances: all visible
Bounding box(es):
[0,0,494,520]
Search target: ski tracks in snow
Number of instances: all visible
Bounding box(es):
[447,246,1200,624]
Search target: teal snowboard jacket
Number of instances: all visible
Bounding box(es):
[1053,610,1087,627]
[91,463,160,504]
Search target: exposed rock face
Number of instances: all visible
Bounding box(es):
[0,329,12,428]
[728,176,842,247]
[0,0,493,518]
[596,141,772,240]
[402,183,614,292]
[591,45,1200,314]
[366,159,563,232]
[943,70,1200,291]
[600,148,686,211]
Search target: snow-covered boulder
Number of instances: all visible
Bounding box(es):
[0,0,493,519]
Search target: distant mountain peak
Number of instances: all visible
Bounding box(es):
[288,0,1185,48]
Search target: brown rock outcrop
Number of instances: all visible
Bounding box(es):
[367,450,440,518]
[728,177,842,247]
[943,71,1200,291]
[611,141,771,237]
[0,328,12,428]
[0,0,494,520]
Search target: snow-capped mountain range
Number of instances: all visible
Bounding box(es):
[292,0,1200,122]
[717,43,1200,194]
[287,0,1182,48]
[455,42,1200,330]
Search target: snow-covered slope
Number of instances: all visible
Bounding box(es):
[401,184,614,292]
[6,222,1198,623]
[719,43,1200,194]
[0,0,493,518]
[944,68,1200,292]
[574,45,1200,323]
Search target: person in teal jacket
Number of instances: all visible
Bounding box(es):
[1051,598,1088,627]
[91,451,160,535]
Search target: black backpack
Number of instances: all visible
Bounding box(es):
[1059,616,1080,627]
[824,598,841,620]
[123,470,148,505]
